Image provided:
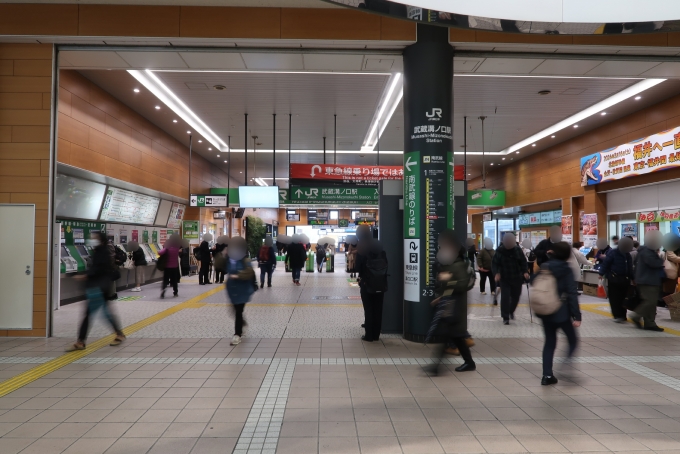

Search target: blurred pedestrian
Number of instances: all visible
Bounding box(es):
[286,234,306,286]
[425,230,476,375]
[478,237,496,299]
[180,239,190,277]
[316,243,327,273]
[598,237,634,323]
[356,225,388,342]
[466,237,477,269]
[521,238,537,276]
[594,238,611,268]
[568,241,590,281]
[630,231,665,332]
[159,234,181,298]
[199,233,213,285]
[347,237,358,278]
[534,241,581,386]
[129,241,146,292]
[258,237,276,288]
[492,233,529,325]
[66,231,125,351]
[535,225,562,267]
[225,237,256,346]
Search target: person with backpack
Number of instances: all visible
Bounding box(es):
[534,225,562,267]
[356,225,387,342]
[158,234,181,298]
[630,231,665,332]
[530,241,581,386]
[316,243,327,273]
[492,233,529,325]
[212,239,227,284]
[66,231,125,351]
[477,238,496,299]
[258,237,276,288]
[129,241,146,292]
[285,234,306,286]
[598,237,634,323]
[521,238,537,276]
[225,236,256,346]
[424,230,476,375]
[198,233,213,285]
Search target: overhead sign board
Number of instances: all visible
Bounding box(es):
[519,210,562,227]
[638,210,680,223]
[290,186,379,204]
[290,164,403,182]
[190,194,227,207]
[581,126,680,186]
[467,189,506,206]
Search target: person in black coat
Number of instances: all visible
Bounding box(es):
[258,237,277,288]
[534,225,563,267]
[286,235,306,285]
[199,234,213,285]
[535,241,582,386]
[598,237,634,323]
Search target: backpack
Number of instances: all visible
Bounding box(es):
[156,252,168,272]
[258,246,270,263]
[529,265,562,315]
[114,246,127,266]
[364,250,388,294]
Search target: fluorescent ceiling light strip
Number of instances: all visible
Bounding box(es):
[454,74,645,81]
[128,69,229,152]
[362,73,402,151]
[254,178,268,186]
[226,149,403,155]
[500,78,665,155]
[154,70,391,76]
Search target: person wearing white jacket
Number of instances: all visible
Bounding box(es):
[568,241,591,281]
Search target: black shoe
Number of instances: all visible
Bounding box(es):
[199,283,205,286]
[631,317,643,329]
[510,313,515,320]
[541,375,558,386]
[361,336,373,342]
[219,280,224,283]
[493,299,498,306]
[645,326,664,332]
[455,363,476,372]
[160,291,165,299]
[260,283,264,289]
[267,284,272,287]
[361,324,365,328]
[503,320,509,325]
[173,293,178,297]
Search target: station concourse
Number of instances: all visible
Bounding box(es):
[3,1,680,453]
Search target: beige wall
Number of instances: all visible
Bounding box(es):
[0,44,53,337]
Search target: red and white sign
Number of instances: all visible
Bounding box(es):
[290,163,467,181]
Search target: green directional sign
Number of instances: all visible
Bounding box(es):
[290,187,379,205]
[403,152,420,238]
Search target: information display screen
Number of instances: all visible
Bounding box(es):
[54,174,107,221]
[238,186,280,208]
[167,203,186,229]
[99,187,160,225]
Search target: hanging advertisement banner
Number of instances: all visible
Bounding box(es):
[645,222,660,232]
[637,210,680,223]
[290,186,379,204]
[561,215,573,244]
[290,163,466,184]
[582,213,598,247]
[621,223,638,240]
[580,126,680,186]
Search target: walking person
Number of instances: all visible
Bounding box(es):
[630,231,666,332]
[180,239,191,278]
[225,237,256,346]
[535,225,563,267]
[492,233,529,325]
[355,225,387,342]
[198,233,213,285]
[159,234,181,299]
[285,234,306,286]
[425,230,476,375]
[478,237,496,299]
[213,236,228,284]
[598,237,634,323]
[347,237,358,278]
[129,241,146,292]
[594,238,611,268]
[533,241,581,386]
[316,243,327,273]
[521,238,537,277]
[67,231,125,351]
[258,237,276,288]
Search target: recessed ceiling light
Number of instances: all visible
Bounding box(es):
[601,112,607,116]
[240,171,243,173]
[133,88,140,93]
[224,160,228,163]
[532,143,536,147]
[208,147,212,151]
[198,140,202,143]
[172,119,177,123]
[155,106,160,110]
[468,173,471,176]
[516,151,520,154]
[216,155,220,157]
[502,158,506,160]
[573,125,579,128]
[551,135,555,138]
[635,96,642,100]
[490,163,494,166]
[187,131,191,134]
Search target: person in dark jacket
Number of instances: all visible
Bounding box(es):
[466,237,477,269]
[130,241,146,292]
[179,239,190,277]
[477,238,496,298]
[198,233,213,285]
[316,243,327,273]
[492,233,529,324]
[159,234,181,298]
[67,231,125,351]
[425,230,475,375]
[356,226,386,343]
[535,241,581,386]
[630,231,665,332]
[598,237,634,323]
[534,225,563,267]
[258,237,276,288]
[285,235,306,286]
[213,242,227,284]
[225,236,255,346]
[594,238,611,268]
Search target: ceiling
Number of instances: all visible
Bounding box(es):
[65,48,680,185]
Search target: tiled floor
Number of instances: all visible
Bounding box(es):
[2,262,680,452]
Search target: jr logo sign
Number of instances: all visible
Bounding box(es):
[425,108,442,120]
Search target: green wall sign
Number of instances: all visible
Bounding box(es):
[58,219,105,246]
[467,189,506,206]
[338,219,349,227]
[182,220,199,239]
[290,186,378,204]
[403,152,420,238]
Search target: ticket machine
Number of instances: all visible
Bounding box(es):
[74,244,93,268]
[60,245,79,273]
[140,243,157,263]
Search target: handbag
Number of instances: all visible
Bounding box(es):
[624,286,641,311]
[664,258,678,280]
[156,253,168,272]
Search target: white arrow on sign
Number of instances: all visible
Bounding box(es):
[405,156,416,172]
[295,189,303,197]
[310,165,322,178]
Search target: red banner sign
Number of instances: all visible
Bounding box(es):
[290,163,466,181]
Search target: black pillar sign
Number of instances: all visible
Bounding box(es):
[403,24,454,342]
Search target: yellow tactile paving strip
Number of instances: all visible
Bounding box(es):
[0,285,223,398]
